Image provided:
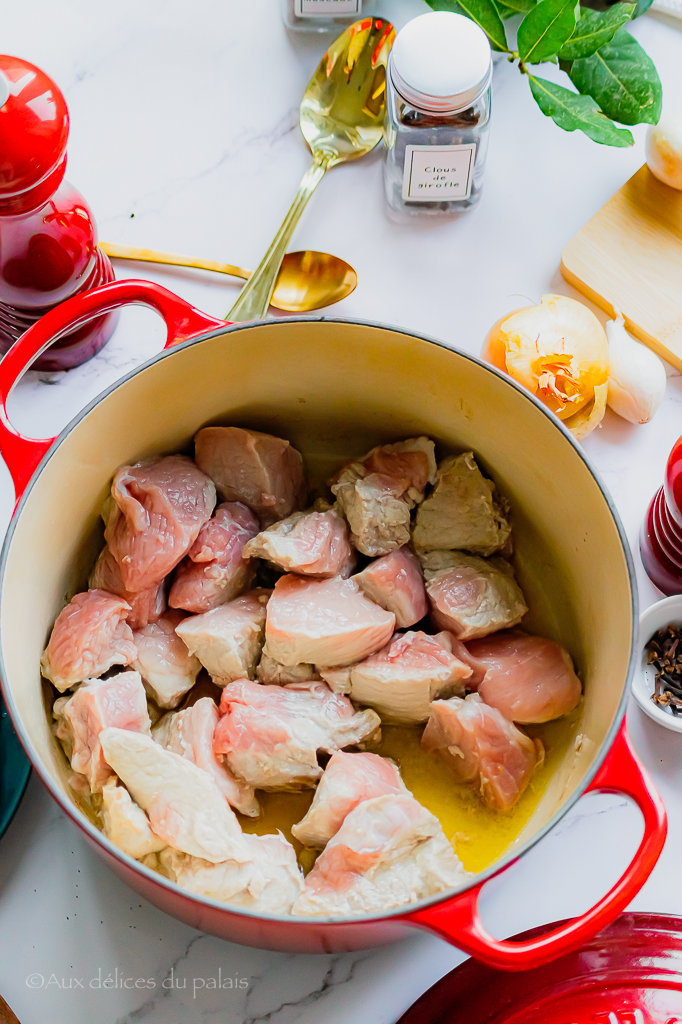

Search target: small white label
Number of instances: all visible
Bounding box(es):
[402,144,477,202]
[295,0,361,16]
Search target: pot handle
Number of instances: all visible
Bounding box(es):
[0,280,228,504]
[404,721,666,971]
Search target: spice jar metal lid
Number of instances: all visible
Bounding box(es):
[390,11,492,113]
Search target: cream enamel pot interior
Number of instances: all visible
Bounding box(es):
[0,280,666,968]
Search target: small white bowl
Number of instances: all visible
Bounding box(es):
[635,595,682,733]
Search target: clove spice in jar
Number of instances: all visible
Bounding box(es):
[383,11,492,218]
[646,624,682,715]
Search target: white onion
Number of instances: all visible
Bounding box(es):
[606,316,666,425]
[646,113,682,191]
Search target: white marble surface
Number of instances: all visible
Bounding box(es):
[1,1,682,1021]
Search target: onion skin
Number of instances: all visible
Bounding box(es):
[482,295,609,439]
[565,381,608,440]
[482,320,508,372]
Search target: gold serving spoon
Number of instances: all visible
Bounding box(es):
[99,242,357,312]
[226,16,395,323]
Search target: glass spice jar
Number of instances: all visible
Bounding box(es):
[281,0,378,32]
[383,11,493,218]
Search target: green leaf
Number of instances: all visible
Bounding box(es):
[494,0,536,18]
[558,4,633,60]
[496,0,537,13]
[495,2,523,20]
[517,0,577,64]
[633,0,654,17]
[491,2,518,20]
[528,73,634,144]
[426,0,510,50]
[569,27,662,124]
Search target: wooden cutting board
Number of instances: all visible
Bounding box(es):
[561,164,682,371]
[0,994,20,1024]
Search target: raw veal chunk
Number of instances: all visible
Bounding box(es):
[213,680,381,790]
[439,632,488,687]
[100,778,166,859]
[194,426,306,527]
[89,546,166,630]
[243,508,355,578]
[104,455,216,593]
[159,697,259,817]
[413,452,512,556]
[59,671,151,791]
[41,590,137,692]
[347,631,472,723]
[264,575,395,667]
[467,631,582,723]
[99,728,250,863]
[175,590,270,686]
[256,654,320,686]
[421,551,527,640]
[169,502,259,614]
[331,437,437,557]
[422,693,542,811]
[158,832,303,914]
[317,665,353,694]
[353,548,427,628]
[292,751,407,847]
[132,610,202,709]
[291,794,468,917]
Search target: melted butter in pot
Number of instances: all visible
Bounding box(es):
[237,709,580,876]
[239,790,317,873]
[372,714,579,873]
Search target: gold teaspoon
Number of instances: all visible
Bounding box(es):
[99,242,357,313]
[225,16,395,323]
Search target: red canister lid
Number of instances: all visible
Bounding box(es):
[0,55,69,200]
[398,913,682,1023]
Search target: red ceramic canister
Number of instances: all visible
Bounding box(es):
[0,55,117,370]
[642,436,682,594]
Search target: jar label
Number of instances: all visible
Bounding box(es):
[402,144,477,202]
[295,0,361,16]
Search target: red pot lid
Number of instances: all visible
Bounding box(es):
[398,913,682,1023]
[0,55,69,199]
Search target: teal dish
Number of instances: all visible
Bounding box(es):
[0,693,30,838]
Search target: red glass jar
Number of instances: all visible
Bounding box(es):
[0,55,117,370]
[641,435,682,594]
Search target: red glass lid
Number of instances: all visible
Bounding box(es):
[398,914,682,1023]
[0,55,69,199]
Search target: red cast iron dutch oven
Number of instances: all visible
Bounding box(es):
[0,280,667,966]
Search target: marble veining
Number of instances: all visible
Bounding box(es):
[1,1,682,1021]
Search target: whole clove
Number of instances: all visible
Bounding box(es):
[646,624,682,716]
